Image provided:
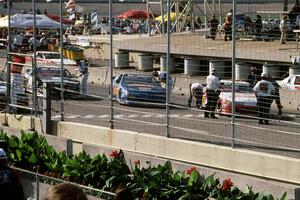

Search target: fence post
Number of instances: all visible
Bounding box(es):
[36,173,40,200]
[42,83,51,135]
[231,1,237,148]
[295,188,300,200]
[3,0,11,127]
[66,139,73,156]
[109,0,114,129]
[165,0,171,138]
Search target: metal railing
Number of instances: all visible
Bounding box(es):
[15,167,115,200]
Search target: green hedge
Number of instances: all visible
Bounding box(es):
[0,130,287,200]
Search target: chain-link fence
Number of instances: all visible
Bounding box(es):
[1,0,300,160]
[15,167,115,200]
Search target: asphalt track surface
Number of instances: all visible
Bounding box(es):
[48,84,300,159]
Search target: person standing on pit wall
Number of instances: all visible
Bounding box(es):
[248,67,258,86]
[159,71,174,95]
[204,69,220,118]
[280,15,288,44]
[0,148,25,200]
[208,15,219,40]
[188,82,204,109]
[63,34,71,46]
[268,75,283,115]
[11,47,26,108]
[40,32,49,50]
[255,15,263,40]
[223,12,232,41]
[253,72,275,125]
[76,59,89,95]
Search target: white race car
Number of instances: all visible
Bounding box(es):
[35,51,77,66]
[202,80,257,115]
[277,75,300,91]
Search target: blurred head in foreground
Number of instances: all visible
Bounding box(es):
[43,183,88,200]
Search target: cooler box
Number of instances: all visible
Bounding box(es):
[69,49,84,60]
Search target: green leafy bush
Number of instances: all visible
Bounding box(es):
[0,130,287,200]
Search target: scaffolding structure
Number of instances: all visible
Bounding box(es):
[146,0,223,34]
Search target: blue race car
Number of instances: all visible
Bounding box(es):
[112,73,166,105]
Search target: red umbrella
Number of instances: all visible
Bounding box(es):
[116,10,153,19]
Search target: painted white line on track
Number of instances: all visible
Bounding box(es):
[98,114,109,118]
[236,123,300,136]
[197,114,204,118]
[169,114,180,118]
[141,114,154,118]
[127,114,139,118]
[155,114,164,118]
[182,114,194,118]
[83,115,96,119]
[115,114,125,118]
[51,115,61,119]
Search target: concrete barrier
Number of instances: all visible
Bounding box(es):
[2,114,300,186]
[1,114,299,199]
[56,120,300,185]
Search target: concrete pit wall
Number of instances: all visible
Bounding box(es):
[0,114,299,200]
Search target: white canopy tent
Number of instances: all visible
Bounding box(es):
[0,14,66,29]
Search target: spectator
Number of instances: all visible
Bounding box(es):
[159,71,174,94]
[12,32,24,51]
[44,183,88,200]
[253,72,275,125]
[63,34,71,46]
[188,83,204,109]
[255,15,262,39]
[279,15,288,44]
[208,15,219,40]
[204,69,220,118]
[76,59,89,95]
[245,16,253,34]
[29,35,41,51]
[40,33,49,50]
[0,148,25,200]
[223,13,232,41]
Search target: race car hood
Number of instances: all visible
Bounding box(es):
[49,59,77,65]
[124,83,165,93]
[39,77,79,85]
[220,92,257,105]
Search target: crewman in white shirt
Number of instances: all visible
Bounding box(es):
[253,72,275,125]
[188,83,203,109]
[204,69,220,118]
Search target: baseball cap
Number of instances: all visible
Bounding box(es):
[0,148,7,159]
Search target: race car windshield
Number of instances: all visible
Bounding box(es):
[43,53,60,59]
[123,75,157,85]
[37,68,69,78]
[221,83,252,93]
